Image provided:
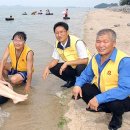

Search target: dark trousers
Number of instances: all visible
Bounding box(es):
[50,63,86,82]
[0,96,9,104]
[82,83,130,116]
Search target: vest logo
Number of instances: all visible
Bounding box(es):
[107,70,111,75]
[22,59,24,62]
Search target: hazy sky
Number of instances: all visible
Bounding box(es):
[0,0,120,7]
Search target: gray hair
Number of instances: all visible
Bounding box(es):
[96,29,116,42]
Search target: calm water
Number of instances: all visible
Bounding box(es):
[0,6,89,130]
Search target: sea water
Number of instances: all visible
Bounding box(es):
[0,6,89,130]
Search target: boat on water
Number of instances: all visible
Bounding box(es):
[38,13,43,15]
[5,17,14,21]
[45,9,53,15]
[38,10,43,15]
[45,13,53,15]
[31,11,37,15]
[22,12,27,15]
[63,17,70,20]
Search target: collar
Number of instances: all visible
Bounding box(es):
[57,35,70,50]
[109,48,117,61]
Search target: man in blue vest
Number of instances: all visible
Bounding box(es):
[43,22,91,88]
[73,29,130,130]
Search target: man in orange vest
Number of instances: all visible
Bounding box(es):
[0,32,34,94]
[73,29,130,130]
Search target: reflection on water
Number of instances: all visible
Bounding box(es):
[0,6,89,130]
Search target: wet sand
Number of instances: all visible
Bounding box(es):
[65,9,130,130]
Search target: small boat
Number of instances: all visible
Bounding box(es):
[63,17,70,20]
[46,13,53,15]
[5,17,14,21]
[38,12,43,15]
[22,12,27,15]
[31,11,37,15]
[38,10,43,15]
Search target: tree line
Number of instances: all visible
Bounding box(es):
[120,0,130,5]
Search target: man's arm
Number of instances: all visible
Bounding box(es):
[43,47,59,79]
[60,58,88,75]
[0,47,10,80]
[67,40,90,66]
[24,51,34,93]
[45,59,59,69]
[65,58,88,66]
[42,59,59,80]
[75,60,94,87]
[96,57,130,104]
[60,40,89,74]
[73,61,94,99]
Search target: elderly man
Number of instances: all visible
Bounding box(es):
[73,29,130,130]
[43,21,91,88]
[0,32,34,93]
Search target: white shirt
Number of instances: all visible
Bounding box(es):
[52,40,88,61]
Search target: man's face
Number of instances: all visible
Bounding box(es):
[95,34,116,56]
[54,26,68,43]
[13,36,25,50]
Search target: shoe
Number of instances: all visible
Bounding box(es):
[108,114,122,130]
[61,80,75,88]
[86,105,104,112]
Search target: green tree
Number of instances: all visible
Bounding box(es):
[120,0,130,5]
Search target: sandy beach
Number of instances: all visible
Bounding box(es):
[65,9,130,130]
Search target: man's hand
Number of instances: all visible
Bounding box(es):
[24,84,31,93]
[72,86,82,100]
[42,67,50,80]
[87,97,99,111]
[59,62,68,75]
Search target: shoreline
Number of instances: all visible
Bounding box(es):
[65,9,130,130]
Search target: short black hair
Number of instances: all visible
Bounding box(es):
[53,22,69,32]
[12,31,27,41]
